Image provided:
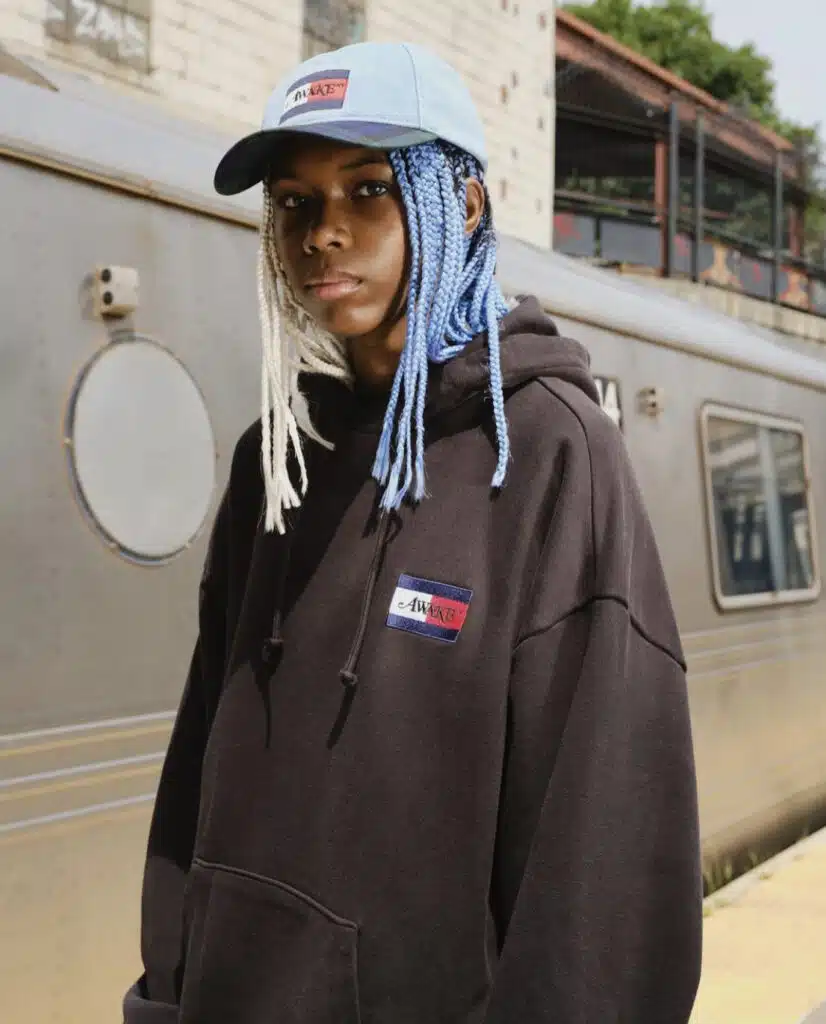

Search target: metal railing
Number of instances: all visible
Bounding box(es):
[553,191,826,318]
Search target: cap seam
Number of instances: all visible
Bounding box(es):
[400,43,423,130]
[284,114,429,129]
[262,115,432,131]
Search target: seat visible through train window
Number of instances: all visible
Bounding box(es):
[701,406,819,608]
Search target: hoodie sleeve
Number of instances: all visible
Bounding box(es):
[484,393,703,1023]
[123,487,231,1023]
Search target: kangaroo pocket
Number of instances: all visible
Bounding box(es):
[179,858,362,1024]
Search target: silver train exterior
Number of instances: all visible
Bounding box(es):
[1,60,825,1022]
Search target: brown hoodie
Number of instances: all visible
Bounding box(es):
[124,297,702,1023]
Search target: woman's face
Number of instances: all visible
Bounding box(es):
[268,136,409,345]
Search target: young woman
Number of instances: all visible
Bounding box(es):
[125,41,702,1024]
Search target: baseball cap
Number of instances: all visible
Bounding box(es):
[214,41,487,196]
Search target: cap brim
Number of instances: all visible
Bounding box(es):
[214,122,437,196]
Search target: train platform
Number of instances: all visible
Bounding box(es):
[691,826,826,1023]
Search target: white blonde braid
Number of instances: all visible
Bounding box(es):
[257,189,354,533]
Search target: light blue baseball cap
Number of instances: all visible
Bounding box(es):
[214,41,487,196]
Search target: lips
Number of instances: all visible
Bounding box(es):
[304,272,362,301]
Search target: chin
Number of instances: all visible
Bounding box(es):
[311,303,386,341]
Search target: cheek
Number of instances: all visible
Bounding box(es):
[272,227,301,291]
[370,214,408,299]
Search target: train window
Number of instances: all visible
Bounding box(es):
[701,405,820,609]
[65,335,216,565]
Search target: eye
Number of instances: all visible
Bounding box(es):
[274,192,308,211]
[353,181,391,199]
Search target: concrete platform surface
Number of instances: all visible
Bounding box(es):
[691,827,826,1024]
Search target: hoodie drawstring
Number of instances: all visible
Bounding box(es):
[339,511,393,690]
[260,500,393,688]
[261,502,298,666]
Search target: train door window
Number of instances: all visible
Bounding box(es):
[701,404,820,609]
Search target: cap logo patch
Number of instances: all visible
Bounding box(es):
[281,69,350,123]
[386,574,473,644]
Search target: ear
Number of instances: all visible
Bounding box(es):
[465,178,486,236]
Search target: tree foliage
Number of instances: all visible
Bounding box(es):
[565,0,775,117]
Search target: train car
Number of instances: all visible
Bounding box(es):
[1,56,825,1022]
[0,57,264,1024]
[497,237,826,879]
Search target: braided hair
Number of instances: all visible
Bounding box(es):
[257,139,511,534]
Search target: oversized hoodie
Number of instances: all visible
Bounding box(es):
[124,297,702,1024]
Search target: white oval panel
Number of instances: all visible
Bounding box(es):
[67,337,216,562]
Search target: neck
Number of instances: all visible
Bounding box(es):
[346,313,408,394]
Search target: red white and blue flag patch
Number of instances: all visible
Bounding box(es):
[387,574,473,643]
[280,69,350,123]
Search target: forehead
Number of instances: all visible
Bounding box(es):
[268,135,392,182]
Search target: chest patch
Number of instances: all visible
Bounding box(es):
[386,574,473,643]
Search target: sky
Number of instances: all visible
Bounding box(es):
[694,0,826,129]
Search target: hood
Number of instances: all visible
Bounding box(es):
[304,296,600,435]
[425,295,600,418]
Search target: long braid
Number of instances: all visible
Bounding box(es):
[377,141,511,510]
[372,150,422,507]
[257,190,351,533]
[257,139,511,532]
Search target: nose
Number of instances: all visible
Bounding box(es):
[302,198,352,255]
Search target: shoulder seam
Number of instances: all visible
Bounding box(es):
[515,594,686,671]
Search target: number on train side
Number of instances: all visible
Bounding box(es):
[594,376,622,430]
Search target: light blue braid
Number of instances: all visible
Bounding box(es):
[373,141,511,511]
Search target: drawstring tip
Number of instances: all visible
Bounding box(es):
[261,637,284,665]
[339,669,359,689]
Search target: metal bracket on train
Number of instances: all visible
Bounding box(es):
[92,265,139,319]
[638,386,665,418]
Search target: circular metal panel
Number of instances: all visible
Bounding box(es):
[67,336,216,563]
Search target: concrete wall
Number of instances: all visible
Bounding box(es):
[1,0,556,247]
[621,271,826,347]
[367,1,555,247]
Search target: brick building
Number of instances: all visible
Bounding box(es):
[1,0,556,247]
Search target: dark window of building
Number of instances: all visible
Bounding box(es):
[303,0,366,60]
[696,160,775,250]
[556,120,658,208]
